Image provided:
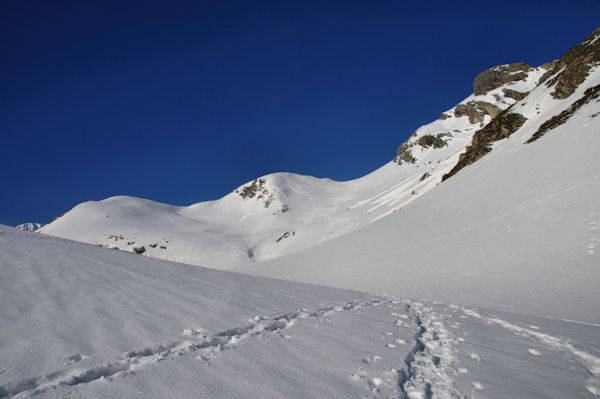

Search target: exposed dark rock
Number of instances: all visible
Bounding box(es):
[454,101,502,124]
[537,61,558,85]
[420,172,430,181]
[526,84,600,143]
[442,109,527,181]
[417,134,449,149]
[542,27,600,99]
[239,179,267,199]
[502,88,529,101]
[149,243,158,248]
[473,63,532,95]
[394,143,417,165]
[276,231,296,243]
[438,113,450,120]
[133,246,145,254]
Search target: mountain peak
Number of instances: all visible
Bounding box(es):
[472,62,532,95]
[539,25,600,99]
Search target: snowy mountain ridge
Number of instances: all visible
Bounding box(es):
[38,53,552,269]
[3,27,600,399]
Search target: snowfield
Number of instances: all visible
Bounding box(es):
[1,226,599,398]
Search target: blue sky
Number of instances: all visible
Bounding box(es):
[1,1,597,226]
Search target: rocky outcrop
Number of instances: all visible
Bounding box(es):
[238,178,266,199]
[472,63,532,95]
[442,109,527,181]
[502,88,529,101]
[276,231,296,243]
[236,178,279,209]
[454,101,502,125]
[394,132,451,166]
[541,26,600,99]
[526,84,600,143]
[394,142,417,165]
[417,134,450,149]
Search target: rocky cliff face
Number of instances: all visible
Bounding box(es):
[440,26,600,181]
[38,27,600,271]
[472,63,532,95]
[393,60,544,169]
[540,26,600,99]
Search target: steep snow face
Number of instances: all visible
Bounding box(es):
[38,66,547,269]
[239,66,600,322]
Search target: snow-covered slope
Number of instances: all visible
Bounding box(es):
[38,63,547,269]
[5,27,600,399]
[2,226,599,398]
[239,33,600,323]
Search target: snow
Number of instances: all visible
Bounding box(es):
[38,65,549,271]
[238,67,600,324]
[4,38,600,398]
[2,227,598,398]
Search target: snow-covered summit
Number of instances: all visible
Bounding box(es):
[38,65,549,268]
[38,28,598,274]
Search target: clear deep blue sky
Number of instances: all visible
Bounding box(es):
[1,1,597,226]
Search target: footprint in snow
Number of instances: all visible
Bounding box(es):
[472,381,484,391]
[362,355,382,365]
[528,348,542,356]
[369,377,383,388]
[351,367,368,381]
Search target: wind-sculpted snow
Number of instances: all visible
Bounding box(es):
[0,297,385,398]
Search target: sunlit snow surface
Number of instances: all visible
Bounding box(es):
[37,67,547,269]
[8,41,600,398]
[241,67,600,322]
[1,227,599,398]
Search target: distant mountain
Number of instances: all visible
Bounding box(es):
[37,62,547,268]
[39,28,599,281]
[16,222,42,231]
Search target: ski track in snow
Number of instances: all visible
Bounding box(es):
[0,297,387,398]
[461,307,600,396]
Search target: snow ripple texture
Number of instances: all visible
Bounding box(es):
[0,298,385,398]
